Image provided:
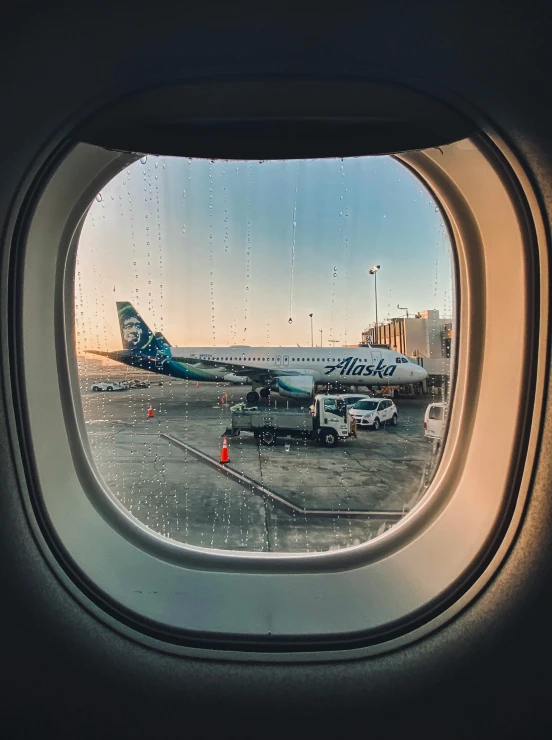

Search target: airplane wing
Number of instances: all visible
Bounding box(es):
[85,349,170,366]
[86,350,133,360]
[169,355,299,383]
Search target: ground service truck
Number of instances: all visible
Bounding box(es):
[225,394,355,447]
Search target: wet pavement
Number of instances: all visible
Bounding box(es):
[79,376,441,552]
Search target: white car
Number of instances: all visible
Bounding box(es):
[424,402,447,440]
[309,392,373,415]
[90,381,127,392]
[336,393,374,409]
[349,398,398,430]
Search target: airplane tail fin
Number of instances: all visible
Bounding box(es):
[154,331,171,349]
[117,301,164,357]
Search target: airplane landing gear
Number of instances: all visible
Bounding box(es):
[246,391,260,404]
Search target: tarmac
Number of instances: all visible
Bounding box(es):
[79,372,441,552]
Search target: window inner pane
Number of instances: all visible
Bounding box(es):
[75,154,455,553]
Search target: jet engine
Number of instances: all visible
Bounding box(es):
[276,375,315,399]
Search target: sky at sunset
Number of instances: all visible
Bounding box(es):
[75,154,453,353]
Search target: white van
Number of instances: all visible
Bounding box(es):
[424,402,447,440]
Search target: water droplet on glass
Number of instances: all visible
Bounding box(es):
[95,193,102,202]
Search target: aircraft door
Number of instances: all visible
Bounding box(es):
[371,350,382,364]
[283,355,289,367]
[276,355,281,366]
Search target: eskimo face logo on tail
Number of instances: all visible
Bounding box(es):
[324,356,397,378]
[117,301,156,354]
[122,316,144,348]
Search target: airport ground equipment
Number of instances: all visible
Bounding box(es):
[90,381,127,392]
[224,394,353,447]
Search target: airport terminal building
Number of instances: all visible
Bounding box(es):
[362,309,452,396]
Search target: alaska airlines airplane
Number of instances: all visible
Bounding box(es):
[87,302,428,403]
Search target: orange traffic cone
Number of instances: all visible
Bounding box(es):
[147,405,154,418]
[220,436,230,464]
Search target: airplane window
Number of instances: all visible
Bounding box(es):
[75,154,455,555]
[15,101,540,654]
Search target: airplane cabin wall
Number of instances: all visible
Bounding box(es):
[0,2,551,737]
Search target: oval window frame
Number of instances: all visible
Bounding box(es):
[7,83,546,659]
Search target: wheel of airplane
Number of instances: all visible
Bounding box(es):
[246,391,259,404]
[259,387,270,399]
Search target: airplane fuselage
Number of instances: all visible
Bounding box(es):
[153,345,427,386]
[92,303,429,398]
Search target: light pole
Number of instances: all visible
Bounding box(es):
[319,329,323,347]
[369,265,380,342]
[309,313,313,347]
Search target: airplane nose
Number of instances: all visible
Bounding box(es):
[417,365,429,381]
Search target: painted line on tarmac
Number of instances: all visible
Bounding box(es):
[161,432,405,520]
